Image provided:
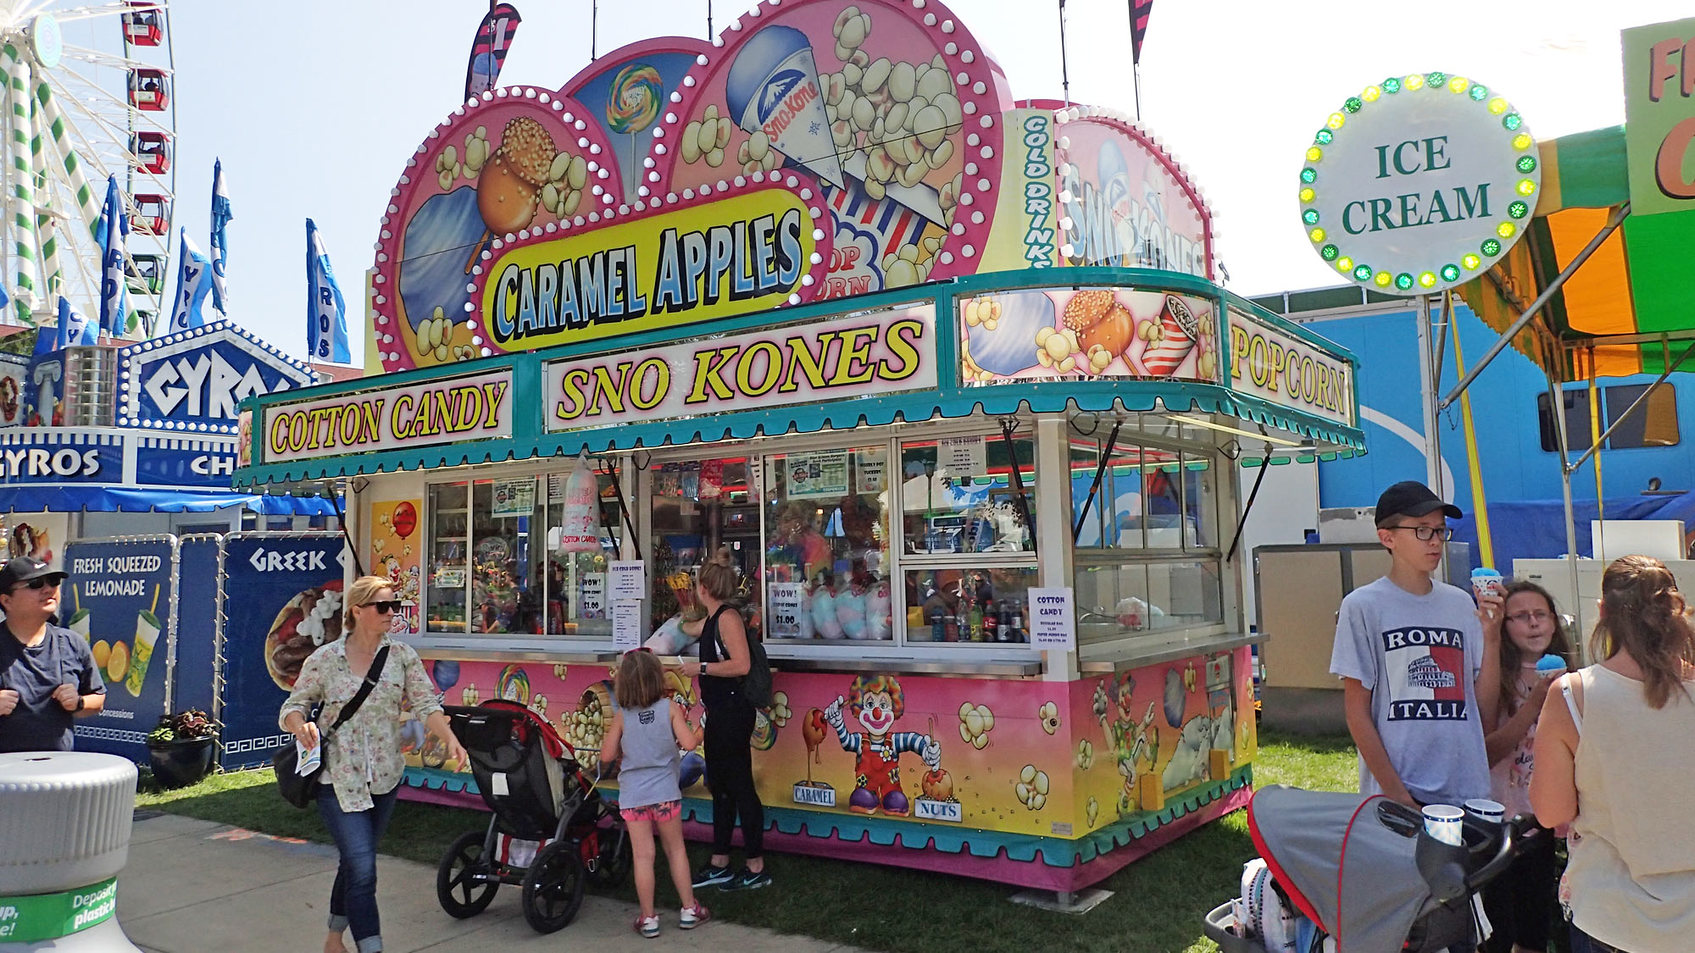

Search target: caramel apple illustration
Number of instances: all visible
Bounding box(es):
[1063,290,1135,363]
[476,116,555,236]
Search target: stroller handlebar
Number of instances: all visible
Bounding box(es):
[1463,813,1547,894]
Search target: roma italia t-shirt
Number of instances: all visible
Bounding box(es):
[1329,575,1489,805]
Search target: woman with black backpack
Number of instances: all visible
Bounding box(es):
[681,547,771,891]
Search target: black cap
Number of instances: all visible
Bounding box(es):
[1374,481,1463,526]
[0,556,67,592]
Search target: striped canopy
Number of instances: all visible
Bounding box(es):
[1458,126,1695,381]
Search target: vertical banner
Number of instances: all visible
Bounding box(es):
[369,499,422,635]
[173,536,223,717]
[217,533,347,769]
[306,218,351,364]
[64,537,178,762]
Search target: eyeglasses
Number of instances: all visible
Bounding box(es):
[1385,524,1454,541]
[1506,610,1553,625]
[361,600,401,614]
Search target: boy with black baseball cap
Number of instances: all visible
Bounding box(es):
[0,556,105,752]
[1329,481,1502,808]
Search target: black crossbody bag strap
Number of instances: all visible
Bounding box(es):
[325,644,390,734]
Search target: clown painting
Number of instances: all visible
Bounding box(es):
[822,674,941,816]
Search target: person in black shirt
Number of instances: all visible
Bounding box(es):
[0,557,105,752]
[681,548,770,891]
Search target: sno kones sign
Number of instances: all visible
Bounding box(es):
[1298,71,1540,295]
[369,0,1215,374]
[118,322,317,434]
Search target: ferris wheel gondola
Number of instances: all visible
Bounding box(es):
[0,0,176,338]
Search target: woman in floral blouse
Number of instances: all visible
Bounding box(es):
[281,575,466,953]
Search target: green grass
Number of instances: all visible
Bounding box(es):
[139,729,1357,953]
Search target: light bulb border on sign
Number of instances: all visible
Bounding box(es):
[1297,71,1540,296]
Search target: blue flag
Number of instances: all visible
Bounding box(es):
[305,219,350,363]
[210,158,232,313]
[96,175,130,337]
[57,296,97,348]
[169,229,214,332]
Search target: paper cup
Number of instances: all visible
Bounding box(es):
[1464,798,1505,824]
[1422,804,1465,846]
[1470,567,1503,601]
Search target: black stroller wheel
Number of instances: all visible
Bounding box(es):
[437,831,500,918]
[521,841,586,933]
[586,825,632,888]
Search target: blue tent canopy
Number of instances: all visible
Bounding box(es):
[0,485,338,514]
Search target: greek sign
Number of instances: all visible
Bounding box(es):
[544,304,935,430]
[1298,71,1539,294]
[1226,310,1355,426]
[478,187,825,352]
[260,371,512,463]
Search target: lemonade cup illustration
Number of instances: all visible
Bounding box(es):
[68,608,91,641]
[125,586,163,696]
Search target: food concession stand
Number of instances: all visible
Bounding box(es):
[233,0,1363,891]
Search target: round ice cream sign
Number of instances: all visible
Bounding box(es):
[1297,72,1540,295]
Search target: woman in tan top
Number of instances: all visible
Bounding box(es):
[1530,555,1695,953]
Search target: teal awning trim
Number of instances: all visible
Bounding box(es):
[237,267,1363,487]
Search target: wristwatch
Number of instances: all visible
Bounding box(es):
[74,695,85,712]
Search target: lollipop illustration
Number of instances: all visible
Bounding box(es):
[606,63,661,135]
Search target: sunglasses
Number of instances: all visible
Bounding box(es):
[361,600,402,614]
[10,576,61,592]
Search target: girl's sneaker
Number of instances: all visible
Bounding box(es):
[635,914,660,938]
[679,903,711,929]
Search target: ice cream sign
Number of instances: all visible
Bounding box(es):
[259,370,513,463]
[1297,71,1539,294]
[545,303,935,430]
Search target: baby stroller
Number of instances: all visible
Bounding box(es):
[435,700,630,934]
[1204,785,1544,953]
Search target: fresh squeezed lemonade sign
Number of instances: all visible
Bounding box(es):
[1298,71,1539,295]
[546,305,935,429]
[478,187,825,352]
[1226,311,1354,426]
[261,371,513,463]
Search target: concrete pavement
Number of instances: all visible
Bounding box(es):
[115,812,866,953]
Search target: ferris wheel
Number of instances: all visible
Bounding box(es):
[0,1,175,338]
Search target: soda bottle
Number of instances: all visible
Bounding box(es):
[968,597,985,641]
[995,600,1012,642]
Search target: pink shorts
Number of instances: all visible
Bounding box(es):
[619,799,681,823]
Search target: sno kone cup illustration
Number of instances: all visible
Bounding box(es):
[726,25,844,189]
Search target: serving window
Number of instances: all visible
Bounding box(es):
[761,445,893,642]
[425,466,625,637]
[1069,429,1224,643]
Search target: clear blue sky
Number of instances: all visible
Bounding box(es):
[166,0,1686,365]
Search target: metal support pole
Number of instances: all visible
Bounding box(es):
[1544,366,1586,663]
[1442,202,1630,410]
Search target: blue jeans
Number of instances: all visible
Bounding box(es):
[1569,925,1629,953]
[317,785,399,953]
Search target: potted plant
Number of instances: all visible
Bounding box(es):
[146,709,217,789]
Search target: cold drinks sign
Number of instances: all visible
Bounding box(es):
[1297,71,1541,295]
